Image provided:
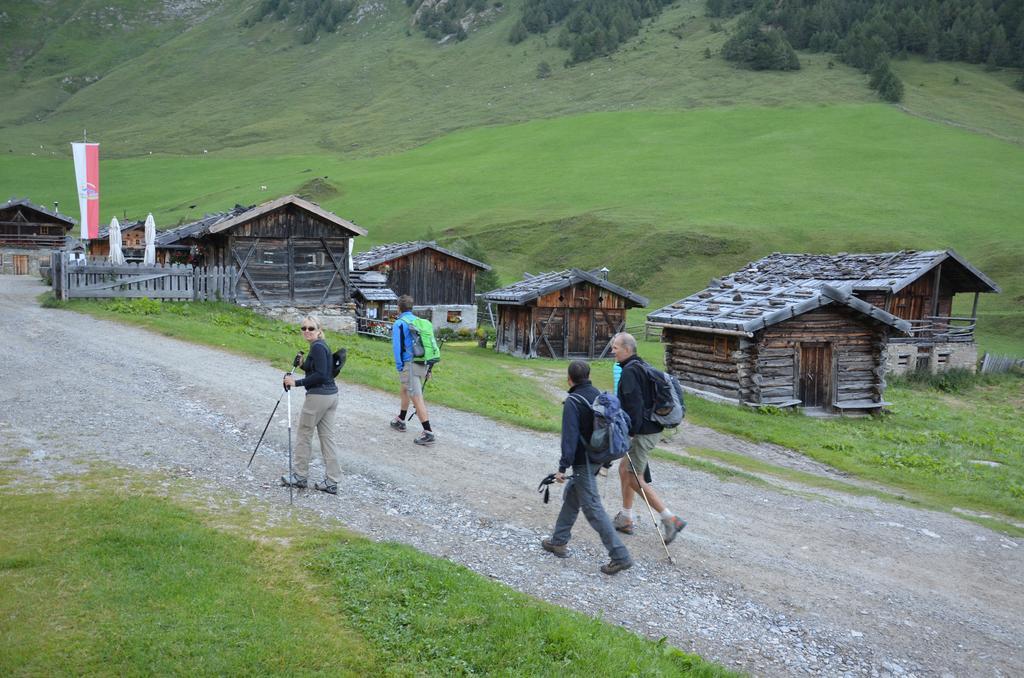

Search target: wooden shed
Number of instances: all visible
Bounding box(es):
[483,268,648,359]
[648,279,913,414]
[726,250,1000,375]
[350,269,398,336]
[156,195,366,306]
[0,198,76,275]
[351,241,490,306]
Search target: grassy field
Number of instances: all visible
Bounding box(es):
[0,473,730,675]
[45,296,1024,532]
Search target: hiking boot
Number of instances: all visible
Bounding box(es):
[600,559,633,575]
[662,516,687,545]
[280,473,307,489]
[389,418,407,432]
[313,479,338,495]
[413,431,435,446]
[541,538,569,559]
[613,511,634,535]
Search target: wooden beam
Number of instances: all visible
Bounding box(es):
[971,292,979,320]
[930,264,942,317]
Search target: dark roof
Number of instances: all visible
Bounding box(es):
[155,205,251,248]
[733,249,999,294]
[207,195,366,237]
[1,197,76,227]
[350,270,398,302]
[352,241,490,271]
[482,268,648,307]
[648,280,911,336]
[96,219,144,240]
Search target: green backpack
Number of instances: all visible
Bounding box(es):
[409,317,441,365]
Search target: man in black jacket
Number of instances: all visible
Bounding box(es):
[611,332,687,544]
[541,360,632,575]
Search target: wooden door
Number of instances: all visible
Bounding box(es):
[13,255,29,275]
[566,310,590,357]
[798,343,831,409]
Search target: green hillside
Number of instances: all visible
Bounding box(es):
[1,0,1022,354]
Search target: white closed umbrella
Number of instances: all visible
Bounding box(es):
[143,213,156,265]
[108,217,125,265]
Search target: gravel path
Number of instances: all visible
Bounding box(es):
[1,275,1021,677]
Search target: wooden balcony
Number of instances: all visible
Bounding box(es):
[890,316,976,344]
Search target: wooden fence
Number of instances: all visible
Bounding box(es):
[52,253,236,302]
[979,352,1024,374]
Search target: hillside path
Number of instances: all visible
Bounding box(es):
[1,276,1021,677]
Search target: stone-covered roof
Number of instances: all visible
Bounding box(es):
[154,205,252,248]
[733,250,999,294]
[1,197,76,227]
[207,194,366,237]
[648,280,912,336]
[482,268,648,307]
[350,270,398,302]
[352,241,490,271]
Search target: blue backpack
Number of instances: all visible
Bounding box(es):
[569,392,632,466]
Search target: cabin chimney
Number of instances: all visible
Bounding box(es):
[598,267,609,280]
[53,201,59,213]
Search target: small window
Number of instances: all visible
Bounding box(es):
[447,310,462,324]
[713,336,730,358]
[936,352,950,366]
[897,354,910,368]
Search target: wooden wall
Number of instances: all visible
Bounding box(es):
[493,282,630,359]
[856,266,954,321]
[372,249,479,305]
[663,305,891,411]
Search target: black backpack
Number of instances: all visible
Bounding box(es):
[332,348,347,378]
[638,362,685,428]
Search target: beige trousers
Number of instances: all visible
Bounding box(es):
[293,393,341,484]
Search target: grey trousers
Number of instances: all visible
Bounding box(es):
[294,392,341,484]
[551,464,631,564]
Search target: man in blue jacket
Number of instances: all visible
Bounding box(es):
[541,360,632,575]
[390,295,435,446]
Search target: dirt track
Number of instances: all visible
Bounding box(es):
[1,275,1021,677]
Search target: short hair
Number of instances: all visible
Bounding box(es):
[398,295,414,312]
[300,315,324,339]
[613,332,637,355]
[568,360,590,384]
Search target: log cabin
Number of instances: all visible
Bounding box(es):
[722,250,1000,375]
[88,219,145,261]
[0,198,76,275]
[648,282,912,415]
[352,241,490,331]
[483,268,648,359]
[155,195,366,306]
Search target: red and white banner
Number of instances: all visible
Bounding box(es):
[72,142,100,240]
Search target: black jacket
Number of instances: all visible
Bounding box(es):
[617,355,663,436]
[296,339,338,395]
[559,380,600,473]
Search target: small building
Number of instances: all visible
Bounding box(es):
[647,282,911,415]
[154,205,250,265]
[482,268,648,359]
[88,219,145,261]
[722,250,1000,375]
[155,195,366,306]
[352,241,490,331]
[350,269,398,337]
[0,198,76,275]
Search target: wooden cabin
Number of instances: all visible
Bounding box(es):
[88,219,145,261]
[352,241,490,306]
[725,250,999,375]
[156,195,366,306]
[647,283,911,415]
[483,268,648,359]
[350,269,398,336]
[0,198,75,275]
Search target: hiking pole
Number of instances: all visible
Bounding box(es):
[624,451,675,565]
[286,363,294,506]
[247,351,304,469]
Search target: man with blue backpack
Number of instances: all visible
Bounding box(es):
[541,360,633,575]
[390,295,437,446]
[610,332,687,545]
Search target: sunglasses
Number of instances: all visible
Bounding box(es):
[300,326,317,331]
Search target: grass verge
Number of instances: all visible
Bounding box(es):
[0,473,732,676]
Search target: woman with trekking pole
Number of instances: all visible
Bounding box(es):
[281,315,342,495]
